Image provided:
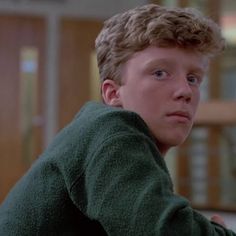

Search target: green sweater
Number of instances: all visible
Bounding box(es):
[0,101,235,235]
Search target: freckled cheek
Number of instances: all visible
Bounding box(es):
[192,92,200,113]
[196,90,200,102]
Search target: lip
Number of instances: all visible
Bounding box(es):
[166,111,191,122]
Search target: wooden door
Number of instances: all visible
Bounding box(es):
[0,15,46,202]
[58,19,102,128]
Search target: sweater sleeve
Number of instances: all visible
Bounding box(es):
[70,132,236,236]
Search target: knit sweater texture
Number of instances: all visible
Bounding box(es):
[0,101,235,235]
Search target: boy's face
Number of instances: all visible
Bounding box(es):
[116,46,207,154]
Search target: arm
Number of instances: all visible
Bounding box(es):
[70,133,236,236]
[211,215,227,227]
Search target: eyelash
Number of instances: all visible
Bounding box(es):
[153,69,169,80]
[153,69,203,86]
[187,74,202,86]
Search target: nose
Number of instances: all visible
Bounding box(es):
[173,78,193,103]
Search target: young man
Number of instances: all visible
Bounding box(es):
[0,3,235,235]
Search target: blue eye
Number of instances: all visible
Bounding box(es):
[154,70,168,80]
[187,75,201,86]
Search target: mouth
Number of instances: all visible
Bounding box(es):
[166,111,191,122]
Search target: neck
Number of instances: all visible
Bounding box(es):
[155,141,170,157]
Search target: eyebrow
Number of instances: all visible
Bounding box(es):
[142,58,172,69]
[142,58,207,75]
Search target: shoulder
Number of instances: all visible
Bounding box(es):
[73,101,154,141]
[43,101,158,167]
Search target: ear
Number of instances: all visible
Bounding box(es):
[101,80,122,107]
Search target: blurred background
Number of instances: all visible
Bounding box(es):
[0,0,236,230]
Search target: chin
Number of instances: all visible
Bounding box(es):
[163,133,189,147]
[152,127,191,150]
[155,136,188,155]
[172,134,189,146]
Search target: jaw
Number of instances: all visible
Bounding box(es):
[153,123,193,156]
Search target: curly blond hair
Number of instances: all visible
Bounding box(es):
[95,4,225,83]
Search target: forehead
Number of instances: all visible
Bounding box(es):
[127,46,209,71]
